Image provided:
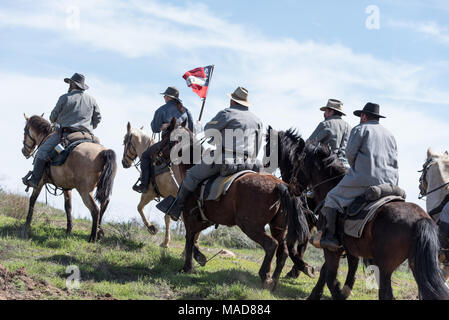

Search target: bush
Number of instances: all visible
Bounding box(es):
[200,226,259,250]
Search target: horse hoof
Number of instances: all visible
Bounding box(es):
[20,227,30,239]
[97,229,105,240]
[285,268,300,279]
[307,292,321,300]
[147,225,158,235]
[303,266,316,279]
[179,267,194,274]
[262,279,274,291]
[195,255,207,267]
[159,243,169,249]
[342,285,353,299]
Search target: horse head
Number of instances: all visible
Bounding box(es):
[420,148,449,199]
[122,122,153,169]
[22,114,51,159]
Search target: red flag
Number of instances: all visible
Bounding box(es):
[182,65,213,99]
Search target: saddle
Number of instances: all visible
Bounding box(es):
[343,184,406,238]
[51,131,100,166]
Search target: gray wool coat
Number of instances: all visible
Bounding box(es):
[325,120,399,212]
[307,115,351,159]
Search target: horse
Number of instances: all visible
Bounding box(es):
[419,147,449,279]
[156,118,310,290]
[21,114,117,242]
[265,126,359,298]
[121,122,180,248]
[290,142,449,300]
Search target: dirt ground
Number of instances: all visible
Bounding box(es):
[0,264,114,300]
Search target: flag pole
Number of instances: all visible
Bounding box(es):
[198,65,215,122]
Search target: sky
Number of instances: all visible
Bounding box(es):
[0,0,448,227]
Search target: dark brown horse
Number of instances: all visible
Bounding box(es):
[265,126,359,298]
[157,119,310,290]
[291,143,449,300]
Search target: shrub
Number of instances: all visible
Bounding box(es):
[200,226,259,249]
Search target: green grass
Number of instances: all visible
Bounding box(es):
[0,189,420,300]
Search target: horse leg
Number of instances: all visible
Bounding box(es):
[324,249,346,300]
[308,262,327,300]
[137,191,158,235]
[97,198,110,240]
[22,184,43,238]
[286,241,315,279]
[193,226,209,266]
[241,226,278,289]
[182,229,196,273]
[378,269,394,300]
[79,191,100,242]
[342,254,359,299]
[63,190,73,235]
[160,214,171,248]
[269,222,289,291]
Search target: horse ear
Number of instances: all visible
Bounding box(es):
[127,122,131,133]
[23,113,29,121]
[181,119,187,128]
[168,117,177,131]
[41,113,45,117]
[427,147,434,158]
[445,151,448,156]
[140,126,144,130]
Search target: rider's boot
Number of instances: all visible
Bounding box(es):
[22,158,46,189]
[320,207,342,252]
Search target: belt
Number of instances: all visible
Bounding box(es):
[61,127,77,134]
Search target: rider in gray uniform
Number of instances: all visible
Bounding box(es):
[157,87,263,221]
[23,73,101,188]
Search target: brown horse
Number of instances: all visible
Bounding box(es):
[291,143,449,300]
[157,119,310,290]
[21,114,117,242]
[121,122,180,247]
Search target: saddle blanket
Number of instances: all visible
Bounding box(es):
[51,136,100,166]
[344,195,405,238]
[200,170,255,203]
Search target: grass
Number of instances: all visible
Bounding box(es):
[0,189,420,300]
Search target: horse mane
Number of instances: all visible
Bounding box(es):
[302,143,347,180]
[266,126,305,182]
[28,115,52,136]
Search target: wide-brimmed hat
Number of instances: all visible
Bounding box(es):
[319,99,346,116]
[227,87,251,107]
[353,102,385,118]
[160,86,182,103]
[64,73,89,90]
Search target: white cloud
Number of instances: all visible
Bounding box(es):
[388,19,449,45]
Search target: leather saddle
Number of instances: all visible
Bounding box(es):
[51,131,100,166]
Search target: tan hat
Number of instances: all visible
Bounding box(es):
[227,87,251,107]
[319,99,346,116]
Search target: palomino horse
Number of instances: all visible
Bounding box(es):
[22,114,117,242]
[121,122,180,248]
[419,148,449,279]
[291,143,449,300]
[156,118,310,291]
[264,126,359,298]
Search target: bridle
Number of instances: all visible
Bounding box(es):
[123,134,139,164]
[419,158,449,199]
[23,125,37,159]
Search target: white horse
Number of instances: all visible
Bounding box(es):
[420,147,449,278]
[121,122,182,248]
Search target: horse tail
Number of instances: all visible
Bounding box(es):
[95,149,117,204]
[412,218,449,300]
[276,183,310,245]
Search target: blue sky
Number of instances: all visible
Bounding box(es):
[0,0,448,223]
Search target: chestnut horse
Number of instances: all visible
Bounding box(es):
[21,114,117,242]
[264,126,359,298]
[291,143,449,300]
[121,122,180,248]
[157,119,310,290]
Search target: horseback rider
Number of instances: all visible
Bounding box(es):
[320,102,399,251]
[22,73,101,189]
[307,99,351,166]
[132,86,194,193]
[156,86,263,221]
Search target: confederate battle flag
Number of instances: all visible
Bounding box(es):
[182,65,214,99]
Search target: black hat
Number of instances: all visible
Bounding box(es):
[64,73,89,90]
[353,102,385,118]
[160,86,182,103]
